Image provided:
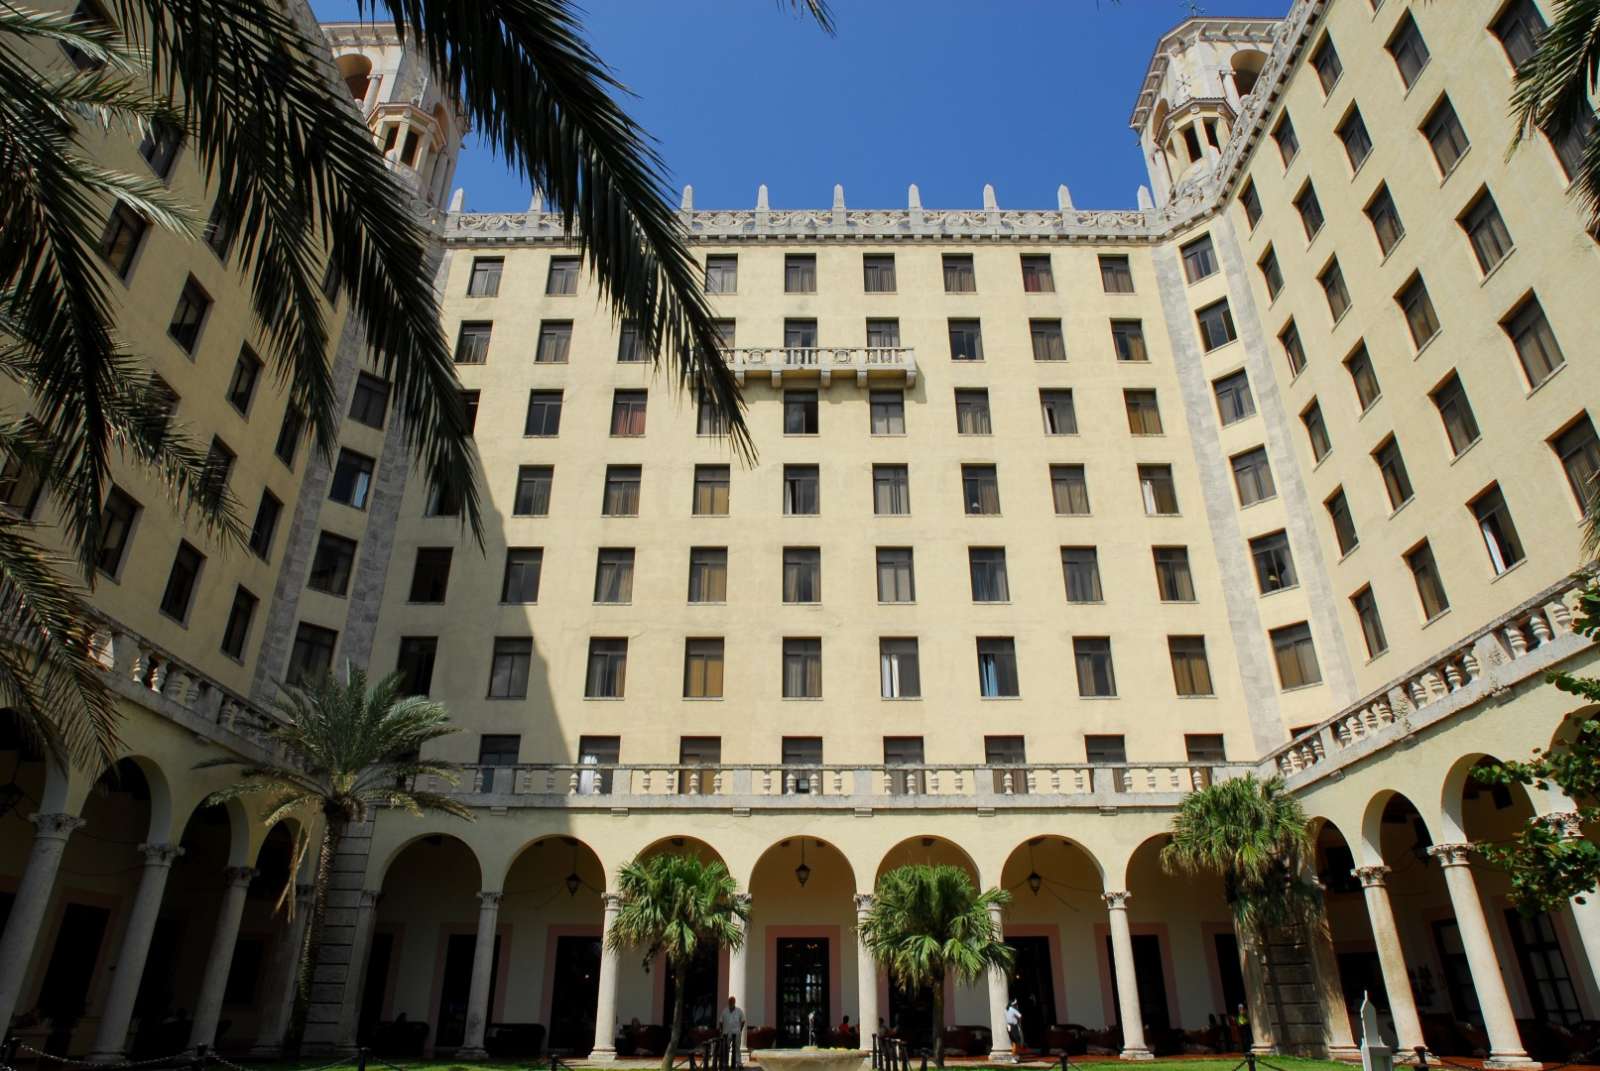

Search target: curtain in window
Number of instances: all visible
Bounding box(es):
[783,556,818,602]
[1031,326,1066,361]
[1053,471,1089,515]
[587,648,626,697]
[783,645,821,698]
[785,474,819,514]
[689,557,727,602]
[612,402,646,436]
[1076,649,1114,696]
[880,648,920,698]
[1172,648,1212,695]
[695,478,729,515]
[965,473,999,514]
[516,473,550,515]
[957,403,991,435]
[972,560,1009,602]
[873,473,908,515]
[596,559,632,602]
[877,557,913,602]
[1064,557,1102,602]
[605,477,640,515]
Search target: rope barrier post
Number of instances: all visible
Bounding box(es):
[1245,1051,1256,1071]
[192,1044,208,1071]
[356,1047,367,1071]
[1414,1047,1428,1071]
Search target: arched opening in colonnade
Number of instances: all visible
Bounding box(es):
[1310,818,1379,1045]
[874,836,982,1052]
[746,836,855,1050]
[996,836,1105,1052]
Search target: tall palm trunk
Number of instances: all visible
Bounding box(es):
[929,971,945,1067]
[289,813,347,1053]
[662,959,690,1071]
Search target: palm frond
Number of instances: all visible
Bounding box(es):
[1506,0,1600,224]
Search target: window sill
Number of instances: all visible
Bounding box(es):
[306,588,348,600]
[1279,682,1325,694]
[1349,154,1370,183]
[1055,512,1093,518]
[782,697,825,702]
[406,601,447,607]
[1358,395,1384,421]
[1238,496,1278,512]
[1313,451,1333,471]
[1337,543,1362,564]
[1176,693,1218,700]
[783,602,822,608]
[1489,558,1529,584]
[980,695,1023,701]
[1329,307,1353,331]
[1144,512,1183,519]
[681,697,724,702]
[973,600,1011,606]
[870,432,909,438]
[689,600,727,606]
[1412,331,1442,362]
[1304,225,1325,252]
[1377,234,1407,267]
[1419,607,1454,631]
[583,696,626,702]
[1077,694,1120,701]
[692,513,730,520]
[500,601,537,607]
[157,609,189,629]
[1399,60,1431,101]
[531,360,570,365]
[1524,362,1567,399]
[1388,497,1415,521]
[1478,249,1516,287]
[1438,145,1471,186]
[1447,437,1483,466]
[1363,649,1390,667]
[593,601,632,607]
[877,601,916,607]
[1203,338,1240,358]
[881,696,922,702]
[1158,598,1198,605]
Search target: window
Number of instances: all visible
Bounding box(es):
[870,390,906,435]
[308,532,357,596]
[602,465,641,517]
[1251,531,1297,593]
[1472,485,1526,574]
[1030,319,1066,362]
[784,464,820,515]
[1327,489,1359,555]
[693,464,730,516]
[866,319,901,348]
[1424,97,1470,174]
[977,638,1020,698]
[502,548,542,603]
[943,254,976,293]
[168,277,210,354]
[248,490,281,561]
[697,389,730,437]
[468,256,503,297]
[576,736,621,794]
[1051,464,1091,515]
[220,587,258,662]
[1398,275,1441,349]
[616,321,644,363]
[61,1,110,71]
[1494,0,1547,70]
[1346,344,1381,410]
[1074,638,1116,697]
[95,486,139,576]
[1366,185,1405,256]
[880,639,921,699]
[785,319,818,351]
[684,639,725,699]
[200,437,235,504]
[1272,113,1300,166]
[1085,735,1127,790]
[525,390,563,436]
[677,737,721,794]
[99,203,147,279]
[1139,464,1178,516]
[1432,373,1480,456]
[984,736,1027,794]
[1373,436,1414,511]
[1298,400,1330,464]
[138,122,181,179]
[962,464,1000,515]
[204,200,239,260]
[1153,546,1195,602]
[274,407,304,469]
[593,548,634,603]
[1241,180,1262,228]
[1259,247,1284,300]
[226,346,262,416]
[1231,447,1276,507]
[704,254,737,293]
[782,547,821,603]
[969,547,1010,603]
[1195,300,1238,353]
[688,547,728,603]
[1338,106,1373,171]
[1181,235,1218,283]
[1214,370,1255,426]
[477,734,521,771]
[348,373,390,430]
[863,254,896,292]
[784,390,819,435]
[1040,390,1077,435]
[546,256,579,295]
[876,548,915,603]
[1554,416,1600,514]
[884,737,926,794]
[1461,189,1513,273]
[455,321,492,364]
[1388,13,1431,87]
[1320,259,1351,321]
[784,254,817,293]
[1295,183,1325,241]
[955,389,992,435]
[1021,254,1055,292]
[159,541,204,622]
[328,449,374,509]
[288,623,337,686]
[782,638,822,698]
[1271,623,1322,689]
[1061,546,1102,603]
[320,258,340,303]
[1312,35,1343,93]
[585,639,628,698]
[1125,389,1163,435]
[1169,637,1214,697]
[1280,320,1307,376]
[1549,110,1597,182]
[1186,734,1227,764]
[1352,587,1388,658]
[610,390,648,437]
[948,319,984,361]
[781,738,823,793]
[513,465,552,516]
[1111,320,1147,362]
[1407,541,1450,619]
[1504,295,1566,388]
[535,321,572,363]
[1090,256,1134,296]
[873,464,910,516]
[488,637,533,699]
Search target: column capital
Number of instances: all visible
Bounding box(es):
[358,889,383,909]
[1352,864,1391,888]
[139,842,184,867]
[602,891,624,911]
[733,892,752,909]
[853,892,874,913]
[30,813,85,840]
[1102,890,1132,909]
[478,890,503,909]
[223,866,258,888]
[1536,811,1584,839]
[1426,842,1476,868]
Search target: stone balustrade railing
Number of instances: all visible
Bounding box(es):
[1260,575,1590,781]
[719,346,918,387]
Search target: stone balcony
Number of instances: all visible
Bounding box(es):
[720,346,918,388]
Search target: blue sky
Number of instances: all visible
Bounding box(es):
[311,1,1289,212]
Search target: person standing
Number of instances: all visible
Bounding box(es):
[1005,999,1024,1057]
[720,995,747,1068]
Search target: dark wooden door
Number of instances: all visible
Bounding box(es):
[549,935,602,1053]
[1006,936,1055,1046]
[776,937,830,1047]
[1105,934,1171,1033]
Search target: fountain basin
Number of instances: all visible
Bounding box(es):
[755,1047,869,1071]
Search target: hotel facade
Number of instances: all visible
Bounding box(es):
[2,0,1599,1066]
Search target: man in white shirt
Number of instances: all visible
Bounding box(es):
[1004,999,1023,1056]
[719,995,747,1067]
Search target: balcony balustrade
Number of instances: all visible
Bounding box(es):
[717,346,917,388]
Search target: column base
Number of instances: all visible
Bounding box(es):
[589,1045,619,1063]
[1120,1047,1155,1061]
[456,1047,489,1061]
[1326,1045,1362,1061]
[1483,1056,1540,1070]
[85,1052,129,1065]
[987,1049,1018,1063]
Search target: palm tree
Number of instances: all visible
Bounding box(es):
[858,864,1013,1067]
[198,666,472,1052]
[1508,0,1600,230]
[606,852,748,1070]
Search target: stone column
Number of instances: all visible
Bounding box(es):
[188,866,258,1052]
[590,892,623,1062]
[1303,884,1359,1060]
[1103,892,1152,1061]
[456,891,501,1058]
[855,894,880,1052]
[728,894,751,1022]
[1426,845,1536,1069]
[0,814,85,1032]
[1236,927,1276,1053]
[1352,866,1426,1054]
[985,901,1014,1062]
[334,890,382,1053]
[88,844,184,1062]
[249,883,315,1057]
[1539,812,1600,994]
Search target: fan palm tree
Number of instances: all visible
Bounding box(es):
[606,852,748,1070]
[197,665,472,1053]
[1508,0,1600,229]
[858,864,1013,1067]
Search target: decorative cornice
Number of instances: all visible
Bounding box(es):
[1351,865,1390,889]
